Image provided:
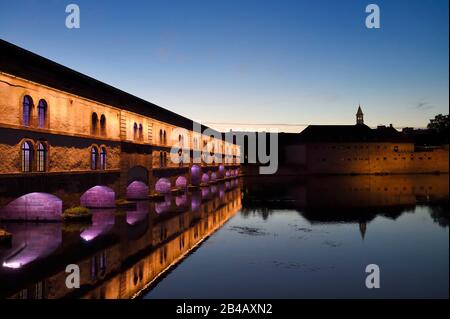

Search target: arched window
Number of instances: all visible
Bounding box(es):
[139,124,143,141]
[159,129,163,144]
[91,113,99,135]
[36,142,47,172]
[159,152,164,167]
[163,131,167,145]
[91,146,99,170]
[23,95,33,126]
[37,99,47,128]
[164,152,168,167]
[100,115,106,136]
[21,141,33,172]
[100,147,107,170]
[133,123,138,140]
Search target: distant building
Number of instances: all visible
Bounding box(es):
[281,106,448,174]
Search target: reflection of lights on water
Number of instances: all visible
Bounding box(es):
[80,233,95,242]
[3,261,22,269]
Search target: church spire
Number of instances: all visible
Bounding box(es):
[356,104,364,125]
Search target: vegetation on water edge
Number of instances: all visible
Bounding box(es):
[62,206,92,222]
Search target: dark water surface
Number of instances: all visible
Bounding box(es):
[1,175,448,299]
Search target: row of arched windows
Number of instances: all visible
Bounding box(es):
[91,146,107,170]
[22,96,48,128]
[20,140,107,173]
[91,113,107,136]
[21,140,47,172]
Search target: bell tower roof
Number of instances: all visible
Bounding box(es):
[356,105,364,125]
[357,105,363,115]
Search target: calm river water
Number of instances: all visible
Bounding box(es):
[0,175,448,299]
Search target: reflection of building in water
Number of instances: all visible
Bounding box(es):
[241,175,449,235]
[359,222,367,240]
[0,185,241,299]
[0,223,62,269]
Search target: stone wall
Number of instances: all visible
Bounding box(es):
[283,142,449,174]
[0,127,121,174]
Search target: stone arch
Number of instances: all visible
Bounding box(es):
[155,178,171,194]
[80,185,116,208]
[127,165,149,185]
[190,165,202,186]
[0,192,62,221]
[175,176,188,189]
[126,181,149,200]
[201,173,210,184]
[218,165,225,179]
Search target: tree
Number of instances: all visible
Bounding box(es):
[427,114,449,132]
[426,114,449,145]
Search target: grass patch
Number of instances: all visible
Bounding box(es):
[63,206,92,222]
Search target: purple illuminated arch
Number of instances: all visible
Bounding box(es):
[210,185,218,195]
[80,186,115,208]
[175,176,188,189]
[155,178,171,194]
[126,181,149,200]
[0,192,62,221]
[190,165,202,186]
[225,170,230,177]
[201,173,209,184]
[211,172,217,182]
[218,165,225,178]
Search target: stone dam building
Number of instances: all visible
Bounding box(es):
[240,106,449,175]
[0,40,240,221]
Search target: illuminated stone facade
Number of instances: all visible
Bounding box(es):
[0,40,240,218]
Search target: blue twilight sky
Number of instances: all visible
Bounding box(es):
[0,0,448,132]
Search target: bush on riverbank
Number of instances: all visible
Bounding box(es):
[62,207,92,222]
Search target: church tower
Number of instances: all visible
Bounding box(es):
[356,105,364,125]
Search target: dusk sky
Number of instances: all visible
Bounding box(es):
[0,0,448,132]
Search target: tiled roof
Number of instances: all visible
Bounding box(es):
[0,39,216,134]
